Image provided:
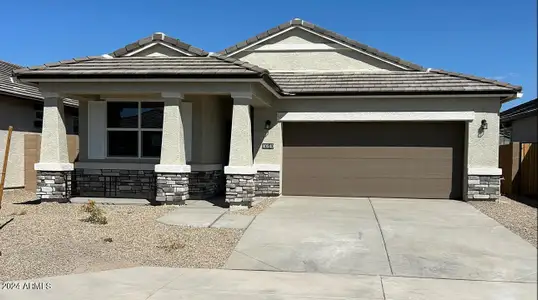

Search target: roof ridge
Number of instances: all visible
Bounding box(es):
[428,69,522,92]
[12,56,104,75]
[109,32,208,57]
[218,18,425,71]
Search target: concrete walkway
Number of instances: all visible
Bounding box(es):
[1,267,535,300]
[156,200,255,229]
[225,196,538,282]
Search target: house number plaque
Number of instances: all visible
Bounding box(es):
[262,143,274,149]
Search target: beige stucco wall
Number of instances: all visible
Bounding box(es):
[0,95,76,188]
[233,27,402,71]
[191,95,227,165]
[257,97,502,172]
[511,115,538,143]
[253,107,282,166]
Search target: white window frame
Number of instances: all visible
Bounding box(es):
[105,100,164,159]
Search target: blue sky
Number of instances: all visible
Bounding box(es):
[1,0,535,110]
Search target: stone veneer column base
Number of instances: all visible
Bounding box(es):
[189,170,225,199]
[255,171,280,197]
[467,175,501,200]
[226,174,255,208]
[156,173,189,204]
[36,171,71,201]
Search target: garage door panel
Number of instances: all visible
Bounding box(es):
[284,158,455,179]
[284,146,455,159]
[282,122,464,199]
[283,176,455,199]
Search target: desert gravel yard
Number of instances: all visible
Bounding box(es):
[470,196,537,248]
[0,190,242,281]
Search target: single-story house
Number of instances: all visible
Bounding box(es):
[0,60,78,189]
[12,18,522,208]
[500,98,537,144]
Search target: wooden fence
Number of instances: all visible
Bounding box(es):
[24,134,79,191]
[499,142,538,197]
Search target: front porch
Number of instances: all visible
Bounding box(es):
[34,82,281,209]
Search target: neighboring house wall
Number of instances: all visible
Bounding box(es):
[511,115,538,143]
[233,27,402,71]
[253,97,501,173]
[0,94,77,188]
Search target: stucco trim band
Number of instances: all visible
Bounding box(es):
[254,164,281,171]
[74,162,155,171]
[35,163,74,171]
[155,164,191,173]
[277,111,476,122]
[224,166,257,175]
[468,167,503,176]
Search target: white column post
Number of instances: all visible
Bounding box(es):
[35,93,73,171]
[155,92,190,204]
[155,92,190,173]
[34,92,72,201]
[225,93,256,210]
[224,93,255,174]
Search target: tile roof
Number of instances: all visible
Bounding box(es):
[219,18,425,71]
[13,56,270,77]
[270,71,522,95]
[109,32,208,57]
[0,60,77,106]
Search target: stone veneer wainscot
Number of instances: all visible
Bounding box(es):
[36,171,71,201]
[226,174,255,207]
[255,171,280,197]
[467,175,501,200]
[73,169,155,200]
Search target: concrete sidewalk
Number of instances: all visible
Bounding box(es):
[156,200,255,229]
[1,267,535,300]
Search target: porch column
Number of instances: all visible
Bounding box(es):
[155,92,190,204]
[224,93,256,210]
[35,93,73,201]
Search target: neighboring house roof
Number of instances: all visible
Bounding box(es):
[1,60,78,107]
[109,32,208,57]
[218,18,425,71]
[0,60,43,100]
[501,98,538,122]
[270,71,521,95]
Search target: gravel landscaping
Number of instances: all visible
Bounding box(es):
[470,196,537,248]
[230,197,278,216]
[0,190,242,281]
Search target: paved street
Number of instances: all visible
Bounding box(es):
[1,267,536,300]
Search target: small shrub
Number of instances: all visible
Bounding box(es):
[103,237,113,243]
[157,238,185,252]
[81,200,96,213]
[81,200,108,225]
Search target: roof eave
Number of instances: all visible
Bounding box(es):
[282,90,519,97]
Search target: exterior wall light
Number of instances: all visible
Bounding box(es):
[480,119,488,130]
[264,120,272,130]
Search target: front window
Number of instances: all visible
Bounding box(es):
[106,101,164,158]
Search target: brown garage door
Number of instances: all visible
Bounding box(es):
[282,122,464,199]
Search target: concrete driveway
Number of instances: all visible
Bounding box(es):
[225,196,538,282]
